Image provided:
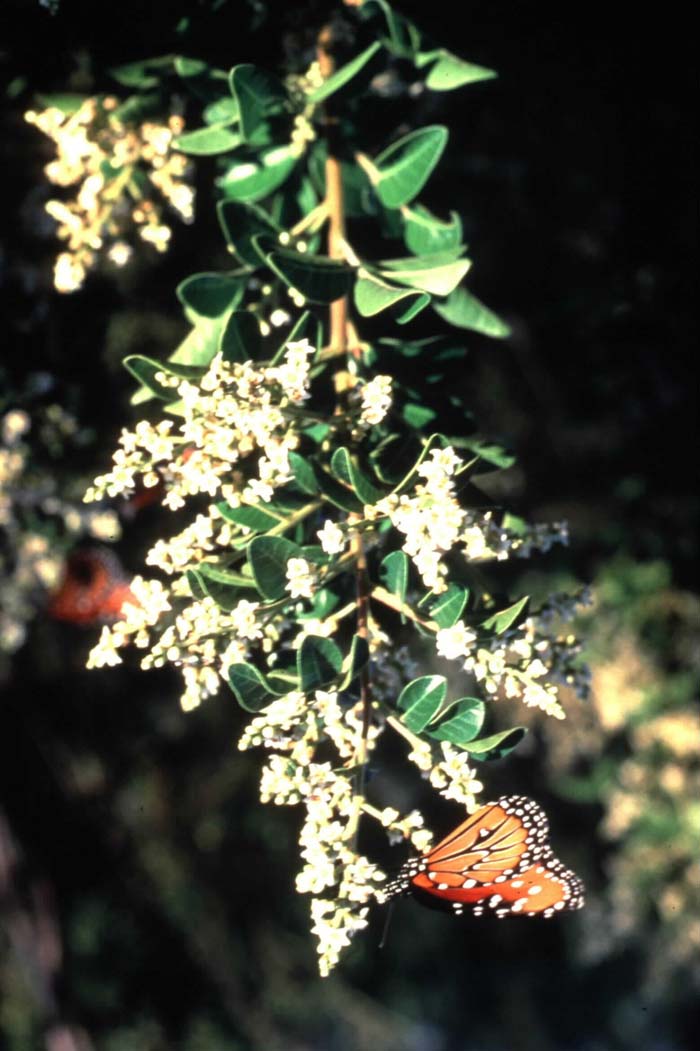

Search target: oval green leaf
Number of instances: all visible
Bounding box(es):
[433,285,511,338]
[219,310,262,363]
[248,535,302,600]
[297,635,343,692]
[403,205,463,256]
[398,675,447,733]
[354,272,430,324]
[426,697,485,744]
[219,145,297,203]
[463,727,527,761]
[177,273,245,318]
[481,596,529,635]
[266,248,354,305]
[228,662,277,711]
[174,124,241,155]
[309,41,383,103]
[374,125,448,208]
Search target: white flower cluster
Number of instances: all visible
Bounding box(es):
[429,742,484,809]
[366,445,569,593]
[462,511,568,562]
[239,696,385,977]
[369,446,465,592]
[86,576,274,711]
[286,60,323,157]
[26,98,193,292]
[359,374,393,427]
[84,340,316,510]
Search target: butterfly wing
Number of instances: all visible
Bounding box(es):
[384,795,584,918]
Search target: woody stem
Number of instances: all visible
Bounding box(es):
[317,25,372,824]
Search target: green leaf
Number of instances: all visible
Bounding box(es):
[330,448,384,505]
[177,273,245,319]
[373,126,448,208]
[219,145,297,203]
[170,316,227,367]
[174,124,241,155]
[433,285,511,338]
[296,587,340,623]
[248,536,302,600]
[173,56,209,78]
[217,502,286,531]
[463,727,527,761]
[109,59,162,89]
[403,205,463,256]
[189,563,250,609]
[481,596,529,635]
[265,668,300,694]
[398,675,447,733]
[123,355,204,400]
[429,584,469,628]
[229,64,287,143]
[203,96,240,125]
[36,93,86,115]
[427,697,485,743]
[402,403,436,429]
[354,271,430,324]
[266,248,353,305]
[309,42,383,102]
[227,662,277,712]
[421,50,497,91]
[361,0,423,60]
[339,635,370,690]
[219,310,262,363]
[459,437,516,470]
[379,256,471,297]
[288,452,320,495]
[312,464,363,514]
[380,550,409,605]
[297,635,343,692]
[217,199,279,266]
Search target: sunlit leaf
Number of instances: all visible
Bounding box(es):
[433,285,511,338]
[481,596,529,635]
[354,271,430,324]
[403,204,463,256]
[427,697,485,743]
[398,675,447,732]
[174,124,241,155]
[219,145,297,203]
[463,727,527,761]
[374,125,448,208]
[309,41,383,102]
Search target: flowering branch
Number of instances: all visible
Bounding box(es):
[75,0,589,976]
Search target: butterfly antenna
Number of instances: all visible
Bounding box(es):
[378,900,395,950]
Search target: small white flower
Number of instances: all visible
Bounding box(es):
[436,622,476,661]
[285,557,318,600]
[317,520,345,555]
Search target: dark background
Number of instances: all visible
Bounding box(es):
[1,2,697,1049]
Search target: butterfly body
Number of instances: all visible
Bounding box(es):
[383,795,584,919]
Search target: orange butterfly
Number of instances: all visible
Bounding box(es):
[47,548,134,626]
[382,795,584,918]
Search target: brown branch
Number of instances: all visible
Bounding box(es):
[317,24,372,804]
